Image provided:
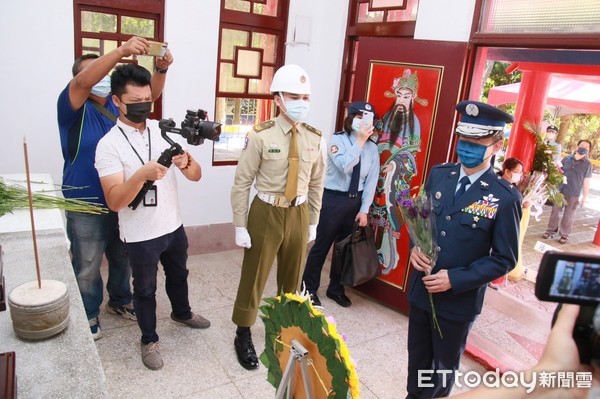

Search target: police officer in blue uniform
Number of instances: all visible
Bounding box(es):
[406,101,522,398]
[302,101,379,307]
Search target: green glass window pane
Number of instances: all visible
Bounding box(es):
[214,97,274,163]
[253,0,278,16]
[219,63,246,93]
[248,66,274,94]
[224,0,251,12]
[481,0,600,34]
[121,16,155,37]
[81,39,118,57]
[221,29,249,60]
[136,55,155,76]
[251,33,277,64]
[81,11,117,33]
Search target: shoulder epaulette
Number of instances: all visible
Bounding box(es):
[435,162,458,169]
[254,120,275,133]
[301,122,321,137]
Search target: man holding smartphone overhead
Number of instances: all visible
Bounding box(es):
[57,36,173,340]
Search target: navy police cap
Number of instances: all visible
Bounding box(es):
[455,100,514,138]
[347,101,375,115]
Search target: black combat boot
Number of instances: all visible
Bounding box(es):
[234,326,258,370]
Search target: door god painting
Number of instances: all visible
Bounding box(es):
[366,61,443,289]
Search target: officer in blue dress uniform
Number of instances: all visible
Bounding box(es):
[302,101,379,307]
[406,101,522,398]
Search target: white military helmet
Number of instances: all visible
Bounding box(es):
[270,64,311,95]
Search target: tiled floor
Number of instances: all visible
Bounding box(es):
[97,249,483,398]
[95,175,600,398]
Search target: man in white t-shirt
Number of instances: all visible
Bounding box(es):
[95,63,210,371]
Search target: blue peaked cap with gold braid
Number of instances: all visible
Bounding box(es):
[455,100,514,138]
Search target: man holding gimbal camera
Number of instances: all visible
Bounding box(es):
[95,62,211,371]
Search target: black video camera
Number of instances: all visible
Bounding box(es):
[178,109,221,145]
[128,110,222,210]
[535,251,600,365]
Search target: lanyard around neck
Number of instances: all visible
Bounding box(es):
[118,126,151,165]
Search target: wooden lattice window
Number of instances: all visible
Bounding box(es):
[213,0,288,165]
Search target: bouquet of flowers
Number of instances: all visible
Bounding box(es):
[519,171,549,221]
[396,187,442,338]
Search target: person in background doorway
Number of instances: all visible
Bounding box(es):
[302,101,379,308]
[543,139,592,244]
[57,36,172,340]
[545,125,563,166]
[230,64,325,370]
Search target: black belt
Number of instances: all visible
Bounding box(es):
[324,188,363,198]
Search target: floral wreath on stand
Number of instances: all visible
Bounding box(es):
[259,290,360,398]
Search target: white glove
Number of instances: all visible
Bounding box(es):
[308,224,317,243]
[235,226,252,248]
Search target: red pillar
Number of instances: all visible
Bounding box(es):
[505,71,552,172]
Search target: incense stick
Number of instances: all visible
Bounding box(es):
[23,137,42,289]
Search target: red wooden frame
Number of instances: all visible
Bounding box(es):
[233,46,264,79]
[369,0,407,11]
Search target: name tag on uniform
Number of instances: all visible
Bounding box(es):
[268,149,281,153]
[462,199,498,219]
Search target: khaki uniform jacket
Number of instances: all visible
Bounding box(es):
[231,114,325,227]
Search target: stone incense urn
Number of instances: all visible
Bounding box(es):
[8,279,69,340]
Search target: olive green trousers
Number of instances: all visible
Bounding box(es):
[232,197,309,327]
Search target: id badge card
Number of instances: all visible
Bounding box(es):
[143,185,158,207]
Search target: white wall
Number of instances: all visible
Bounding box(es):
[286,0,349,142]
[1,0,73,179]
[162,0,227,226]
[0,0,348,228]
[0,0,475,228]
[415,0,476,42]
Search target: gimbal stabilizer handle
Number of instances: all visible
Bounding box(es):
[128,119,188,210]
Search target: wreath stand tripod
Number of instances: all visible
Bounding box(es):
[275,339,314,399]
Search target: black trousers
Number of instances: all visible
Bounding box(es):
[302,189,362,296]
[406,306,472,399]
[126,225,192,344]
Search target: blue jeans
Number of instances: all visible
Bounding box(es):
[66,211,132,320]
[126,225,191,344]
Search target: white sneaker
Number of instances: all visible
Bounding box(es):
[88,317,102,341]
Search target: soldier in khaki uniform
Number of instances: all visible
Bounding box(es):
[230,64,325,370]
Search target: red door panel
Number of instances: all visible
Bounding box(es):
[352,37,468,313]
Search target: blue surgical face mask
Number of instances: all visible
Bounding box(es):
[456,139,494,169]
[282,99,310,122]
[90,75,111,97]
[351,117,362,132]
[577,147,589,155]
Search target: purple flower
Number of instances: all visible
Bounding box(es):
[408,205,418,218]
[419,208,431,219]
[400,199,414,208]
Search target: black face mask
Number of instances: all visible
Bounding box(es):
[123,101,152,123]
